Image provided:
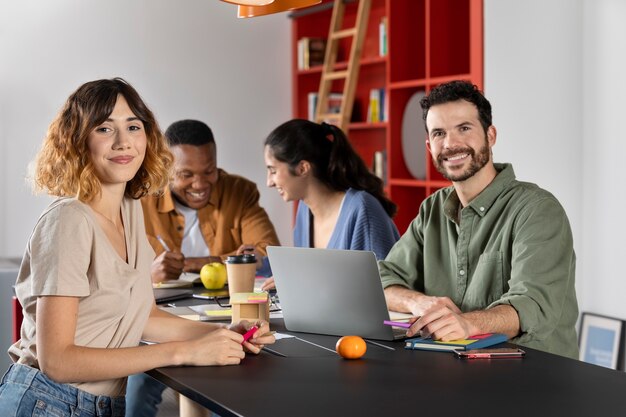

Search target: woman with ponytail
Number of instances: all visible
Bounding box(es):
[261,119,399,290]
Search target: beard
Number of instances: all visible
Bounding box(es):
[433,140,490,182]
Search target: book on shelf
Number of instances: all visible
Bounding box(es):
[367,88,386,122]
[404,333,508,352]
[373,150,387,184]
[297,37,326,70]
[307,92,343,121]
[379,17,387,56]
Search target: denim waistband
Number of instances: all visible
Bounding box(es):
[2,363,125,416]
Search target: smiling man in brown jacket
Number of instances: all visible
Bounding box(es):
[141,119,280,283]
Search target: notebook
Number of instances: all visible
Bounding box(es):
[160,304,232,321]
[267,246,409,341]
[152,272,201,288]
[153,288,194,304]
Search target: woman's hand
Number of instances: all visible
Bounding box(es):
[230,320,275,354]
[183,327,246,366]
[261,277,276,291]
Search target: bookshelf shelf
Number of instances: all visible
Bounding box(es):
[291,0,483,233]
[348,121,388,130]
[296,55,387,76]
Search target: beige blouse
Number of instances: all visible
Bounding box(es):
[9,197,155,396]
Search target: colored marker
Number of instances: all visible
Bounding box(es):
[383,320,412,329]
[241,326,259,344]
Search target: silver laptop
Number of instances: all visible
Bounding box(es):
[267,246,406,341]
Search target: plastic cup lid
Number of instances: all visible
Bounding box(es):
[225,254,256,264]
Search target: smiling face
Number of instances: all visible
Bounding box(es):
[87,95,147,189]
[425,99,496,182]
[264,145,306,202]
[169,143,218,209]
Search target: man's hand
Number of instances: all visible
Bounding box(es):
[151,251,185,283]
[409,303,478,340]
[407,294,461,318]
[183,256,222,273]
[236,244,263,268]
[409,304,520,341]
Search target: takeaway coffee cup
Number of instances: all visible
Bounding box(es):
[225,254,257,295]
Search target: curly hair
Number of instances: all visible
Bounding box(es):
[265,119,397,218]
[420,80,492,133]
[33,78,173,201]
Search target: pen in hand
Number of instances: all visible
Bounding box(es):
[241,326,259,344]
[156,235,186,276]
[156,235,171,252]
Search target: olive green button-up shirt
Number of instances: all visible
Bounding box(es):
[380,163,579,359]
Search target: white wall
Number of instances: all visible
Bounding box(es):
[581,0,626,318]
[3,0,626,319]
[485,0,626,318]
[0,0,294,257]
[484,0,583,298]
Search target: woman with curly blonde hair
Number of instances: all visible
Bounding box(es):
[0,78,274,417]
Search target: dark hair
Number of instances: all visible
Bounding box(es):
[420,80,492,133]
[264,119,397,217]
[164,119,215,147]
[33,77,172,201]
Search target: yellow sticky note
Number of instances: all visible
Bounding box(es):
[205,309,232,317]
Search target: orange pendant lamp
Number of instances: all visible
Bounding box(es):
[237,0,322,18]
[221,0,275,5]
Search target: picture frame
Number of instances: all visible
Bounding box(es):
[579,312,624,370]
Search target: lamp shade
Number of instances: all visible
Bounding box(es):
[238,0,322,18]
[222,0,275,6]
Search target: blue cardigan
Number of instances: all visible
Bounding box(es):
[294,188,399,260]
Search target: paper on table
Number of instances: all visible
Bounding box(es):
[152,272,201,288]
[274,332,295,340]
[160,304,232,321]
[389,311,413,321]
[189,304,232,320]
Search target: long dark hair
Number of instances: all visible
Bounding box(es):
[264,119,396,217]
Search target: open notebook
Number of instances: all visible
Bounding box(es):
[160,304,232,322]
[152,272,201,289]
[267,246,411,341]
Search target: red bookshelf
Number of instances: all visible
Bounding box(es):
[291,0,483,233]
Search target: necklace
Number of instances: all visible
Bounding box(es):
[91,208,124,234]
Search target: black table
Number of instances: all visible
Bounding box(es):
[147,318,626,417]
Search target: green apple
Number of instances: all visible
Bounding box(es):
[200,262,227,290]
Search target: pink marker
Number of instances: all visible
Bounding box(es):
[241,326,259,344]
[383,320,412,328]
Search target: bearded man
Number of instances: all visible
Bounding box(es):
[380,81,579,359]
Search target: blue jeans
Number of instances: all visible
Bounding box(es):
[125,373,165,417]
[0,363,125,416]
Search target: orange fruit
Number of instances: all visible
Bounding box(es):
[335,335,367,359]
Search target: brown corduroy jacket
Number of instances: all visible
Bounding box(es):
[141,169,280,259]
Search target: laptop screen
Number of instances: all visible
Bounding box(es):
[267,246,403,341]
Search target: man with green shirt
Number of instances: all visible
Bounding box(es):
[380,80,579,359]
